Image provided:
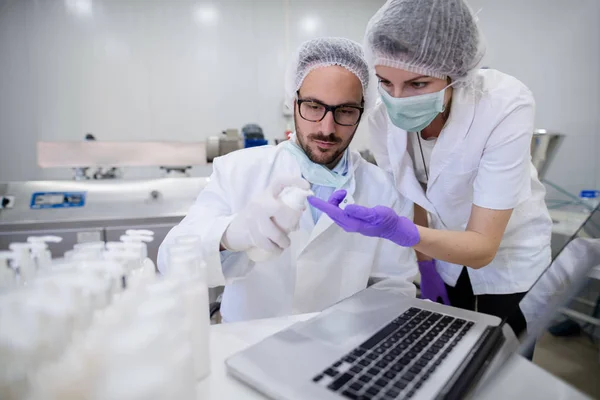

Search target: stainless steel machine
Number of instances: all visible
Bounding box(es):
[0,177,208,259]
[531,129,564,180]
[1,136,254,304]
[206,129,245,162]
[2,130,564,255]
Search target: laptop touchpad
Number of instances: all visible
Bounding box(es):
[294,311,371,346]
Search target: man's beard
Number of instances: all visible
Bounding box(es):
[294,116,356,167]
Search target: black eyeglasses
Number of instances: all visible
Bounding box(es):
[296,93,364,127]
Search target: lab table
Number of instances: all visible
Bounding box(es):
[196,313,591,400]
[549,209,591,256]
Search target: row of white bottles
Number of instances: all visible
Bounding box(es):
[0,236,63,290]
[27,277,199,400]
[0,259,122,400]
[0,232,211,400]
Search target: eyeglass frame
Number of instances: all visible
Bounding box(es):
[295,91,365,127]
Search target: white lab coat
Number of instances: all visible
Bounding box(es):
[520,237,600,330]
[158,143,417,322]
[368,69,553,295]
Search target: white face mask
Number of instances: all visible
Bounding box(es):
[378,81,454,132]
[282,134,351,189]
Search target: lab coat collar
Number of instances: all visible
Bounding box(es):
[296,150,361,256]
[274,140,359,197]
[385,85,476,215]
[274,141,358,238]
[426,85,477,189]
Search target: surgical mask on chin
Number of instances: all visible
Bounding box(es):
[378,84,449,132]
[282,134,351,189]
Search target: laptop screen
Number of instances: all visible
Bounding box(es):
[513,203,600,348]
[470,206,600,400]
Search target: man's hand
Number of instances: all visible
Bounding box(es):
[221,176,310,254]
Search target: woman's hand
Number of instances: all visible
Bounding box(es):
[308,190,421,247]
[418,260,450,305]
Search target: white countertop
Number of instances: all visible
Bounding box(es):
[196,314,317,399]
[474,355,592,400]
[196,313,591,400]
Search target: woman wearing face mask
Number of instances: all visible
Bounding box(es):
[309,0,552,337]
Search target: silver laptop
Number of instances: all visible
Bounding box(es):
[226,204,600,400]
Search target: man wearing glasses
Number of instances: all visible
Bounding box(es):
[159,37,417,322]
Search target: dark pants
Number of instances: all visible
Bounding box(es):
[445,267,528,338]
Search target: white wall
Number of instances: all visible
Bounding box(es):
[0,0,384,181]
[468,0,600,195]
[0,0,598,194]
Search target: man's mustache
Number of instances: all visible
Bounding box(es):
[308,133,342,143]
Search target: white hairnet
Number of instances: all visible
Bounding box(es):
[364,0,486,84]
[284,37,372,110]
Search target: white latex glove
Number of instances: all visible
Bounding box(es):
[221,176,310,254]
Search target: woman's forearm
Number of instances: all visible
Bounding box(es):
[413,226,497,269]
[413,204,432,262]
[412,205,512,269]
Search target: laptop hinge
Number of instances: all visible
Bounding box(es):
[435,325,506,400]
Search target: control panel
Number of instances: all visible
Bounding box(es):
[30,192,86,209]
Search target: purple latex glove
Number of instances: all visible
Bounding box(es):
[419,260,451,305]
[307,189,420,247]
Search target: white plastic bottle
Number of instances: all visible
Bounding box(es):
[246,186,313,262]
[103,246,142,289]
[120,233,155,275]
[27,235,63,245]
[71,241,105,260]
[172,235,218,285]
[28,242,52,270]
[0,294,43,400]
[169,240,207,280]
[8,242,36,284]
[0,251,16,291]
[91,308,195,400]
[17,292,76,365]
[167,247,210,381]
[27,236,62,270]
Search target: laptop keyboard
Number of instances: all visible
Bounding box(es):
[312,307,474,399]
